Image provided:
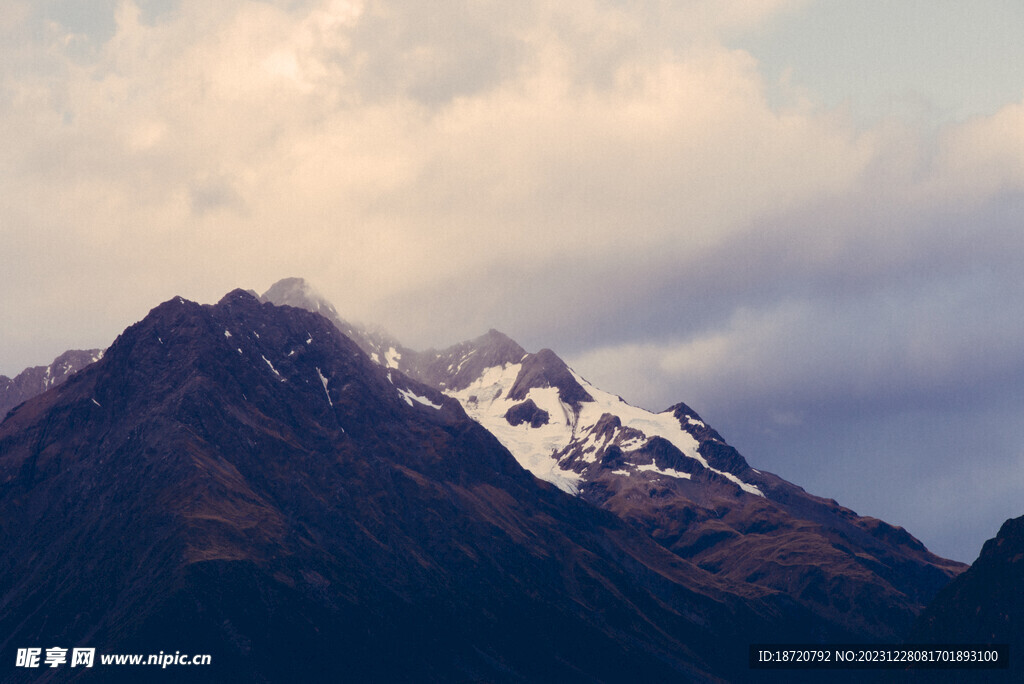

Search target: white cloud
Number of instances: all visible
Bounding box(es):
[2,0,1024,380]
[0,2,857,358]
[930,100,1024,199]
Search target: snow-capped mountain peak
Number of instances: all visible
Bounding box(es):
[441,351,764,497]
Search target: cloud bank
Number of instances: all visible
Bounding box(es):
[3,0,1023,561]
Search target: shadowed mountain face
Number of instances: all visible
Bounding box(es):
[262,277,966,642]
[913,515,1023,652]
[0,290,838,683]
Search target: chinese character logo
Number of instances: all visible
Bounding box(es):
[15,648,41,668]
[71,648,96,668]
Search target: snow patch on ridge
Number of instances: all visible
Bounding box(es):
[568,369,763,496]
[316,367,333,407]
[720,471,763,496]
[566,368,707,468]
[444,361,763,498]
[262,355,284,381]
[398,387,442,410]
[446,363,581,495]
[635,463,692,480]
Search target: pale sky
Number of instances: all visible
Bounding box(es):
[3,0,1024,562]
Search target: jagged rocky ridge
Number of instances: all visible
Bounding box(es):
[0,348,103,419]
[0,288,842,683]
[262,277,966,641]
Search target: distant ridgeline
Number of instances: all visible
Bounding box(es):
[0,348,104,419]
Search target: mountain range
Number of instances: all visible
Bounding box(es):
[261,278,966,641]
[0,277,1014,682]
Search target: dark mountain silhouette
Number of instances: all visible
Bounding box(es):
[1,290,839,683]
[913,515,1022,658]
